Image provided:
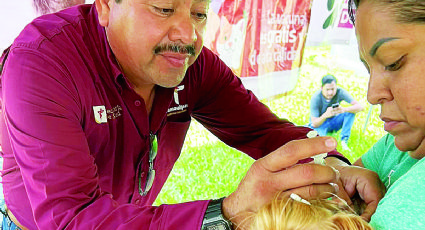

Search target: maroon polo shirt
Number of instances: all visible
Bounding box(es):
[0,4,347,229]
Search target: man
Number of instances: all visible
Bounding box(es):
[0,1,382,229]
[310,74,364,150]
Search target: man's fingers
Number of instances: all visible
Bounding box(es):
[280,183,339,200]
[259,137,337,172]
[271,164,339,191]
[334,180,353,206]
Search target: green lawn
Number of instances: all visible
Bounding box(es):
[154,45,386,206]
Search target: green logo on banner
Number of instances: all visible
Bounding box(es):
[323,0,342,29]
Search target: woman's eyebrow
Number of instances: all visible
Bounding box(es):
[369,37,400,57]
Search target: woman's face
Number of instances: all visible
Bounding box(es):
[356,1,425,159]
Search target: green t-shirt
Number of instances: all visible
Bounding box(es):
[362,134,425,230]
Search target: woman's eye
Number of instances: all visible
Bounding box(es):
[385,55,405,71]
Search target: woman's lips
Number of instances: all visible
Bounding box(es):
[383,120,401,132]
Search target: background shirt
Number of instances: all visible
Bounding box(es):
[310,87,354,118]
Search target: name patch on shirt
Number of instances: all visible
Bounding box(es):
[93,105,123,123]
[106,105,123,120]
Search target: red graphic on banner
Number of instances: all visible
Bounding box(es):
[205,0,312,98]
[206,0,312,78]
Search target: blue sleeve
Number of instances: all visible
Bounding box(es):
[338,88,354,104]
[310,91,321,118]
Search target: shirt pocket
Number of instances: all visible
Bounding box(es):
[156,120,191,170]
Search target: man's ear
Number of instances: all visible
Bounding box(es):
[95,0,111,27]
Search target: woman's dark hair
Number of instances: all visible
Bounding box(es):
[347,0,358,25]
[348,0,425,25]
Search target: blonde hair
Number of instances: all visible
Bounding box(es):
[247,197,372,230]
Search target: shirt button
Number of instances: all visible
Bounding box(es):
[134,100,142,106]
[135,199,141,205]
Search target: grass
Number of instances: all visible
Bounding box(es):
[154,45,386,206]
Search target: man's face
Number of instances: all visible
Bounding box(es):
[321,81,337,100]
[97,0,209,88]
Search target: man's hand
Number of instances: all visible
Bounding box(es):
[336,165,386,222]
[332,106,345,115]
[323,106,336,119]
[222,137,340,228]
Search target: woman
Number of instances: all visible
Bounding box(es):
[347,0,425,229]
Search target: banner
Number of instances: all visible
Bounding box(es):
[306,0,354,46]
[205,0,313,99]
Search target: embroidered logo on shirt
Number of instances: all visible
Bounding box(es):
[168,85,189,116]
[173,85,184,105]
[93,105,123,123]
[93,105,108,124]
[106,105,123,120]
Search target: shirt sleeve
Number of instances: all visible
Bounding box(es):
[2,47,209,230]
[189,48,348,163]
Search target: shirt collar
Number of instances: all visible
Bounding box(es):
[91,4,124,89]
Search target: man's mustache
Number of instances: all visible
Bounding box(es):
[154,44,196,56]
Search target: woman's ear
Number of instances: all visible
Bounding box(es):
[95,0,111,27]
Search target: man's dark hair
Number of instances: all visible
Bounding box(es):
[321,74,337,86]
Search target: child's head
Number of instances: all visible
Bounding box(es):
[247,194,372,230]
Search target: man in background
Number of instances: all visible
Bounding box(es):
[310,74,364,150]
